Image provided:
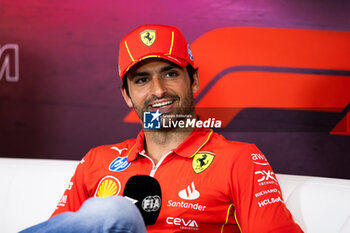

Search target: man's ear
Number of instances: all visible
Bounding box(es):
[191,71,200,94]
[121,87,133,108]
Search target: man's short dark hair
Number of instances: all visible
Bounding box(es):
[121,64,198,97]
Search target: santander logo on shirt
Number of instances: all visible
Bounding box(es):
[167,181,207,212]
[178,182,200,200]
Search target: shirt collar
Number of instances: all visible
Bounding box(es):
[126,128,213,162]
[126,130,145,162]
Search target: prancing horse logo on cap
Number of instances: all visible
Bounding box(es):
[140,30,156,46]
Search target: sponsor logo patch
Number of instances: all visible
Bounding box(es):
[167,200,206,212]
[178,182,200,200]
[111,146,128,155]
[168,182,207,212]
[140,29,156,46]
[94,176,121,197]
[251,153,270,166]
[166,217,199,230]
[57,195,67,207]
[255,169,278,186]
[258,196,283,207]
[187,44,193,60]
[254,188,279,198]
[109,157,130,172]
[192,152,214,173]
[67,181,73,190]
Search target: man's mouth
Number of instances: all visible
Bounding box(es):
[151,100,174,108]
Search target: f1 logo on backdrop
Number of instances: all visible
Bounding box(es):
[124,27,350,135]
[0,44,19,82]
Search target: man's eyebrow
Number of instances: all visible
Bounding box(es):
[160,65,181,73]
[130,64,181,79]
[130,71,149,79]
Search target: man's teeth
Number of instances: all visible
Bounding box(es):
[151,101,173,108]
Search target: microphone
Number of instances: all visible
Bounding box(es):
[123,175,162,225]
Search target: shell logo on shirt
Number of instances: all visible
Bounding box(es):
[192,152,215,174]
[94,176,121,197]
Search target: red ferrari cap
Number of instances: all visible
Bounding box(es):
[118,24,195,79]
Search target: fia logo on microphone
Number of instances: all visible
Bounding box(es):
[143,110,161,129]
[142,195,161,212]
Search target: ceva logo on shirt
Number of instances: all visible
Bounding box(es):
[109,157,130,172]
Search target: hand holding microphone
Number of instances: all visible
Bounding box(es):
[123,175,162,225]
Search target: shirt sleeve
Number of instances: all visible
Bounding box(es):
[50,149,93,218]
[230,144,303,233]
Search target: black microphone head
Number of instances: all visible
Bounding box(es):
[123,175,162,225]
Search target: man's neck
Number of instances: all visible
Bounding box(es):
[143,127,193,164]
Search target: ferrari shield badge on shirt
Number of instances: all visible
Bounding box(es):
[140,29,156,46]
[192,152,215,174]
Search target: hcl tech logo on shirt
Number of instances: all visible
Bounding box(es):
[143,110,161,129]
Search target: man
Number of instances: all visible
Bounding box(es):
[23,24,303,233]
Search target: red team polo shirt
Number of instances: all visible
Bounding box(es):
[52,128,303,233]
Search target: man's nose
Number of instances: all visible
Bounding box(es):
[151,76,167,98]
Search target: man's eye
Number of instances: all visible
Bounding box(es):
[165,71,178,78]
[135,77,148,84]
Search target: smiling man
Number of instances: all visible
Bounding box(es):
[21,25,303,233]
